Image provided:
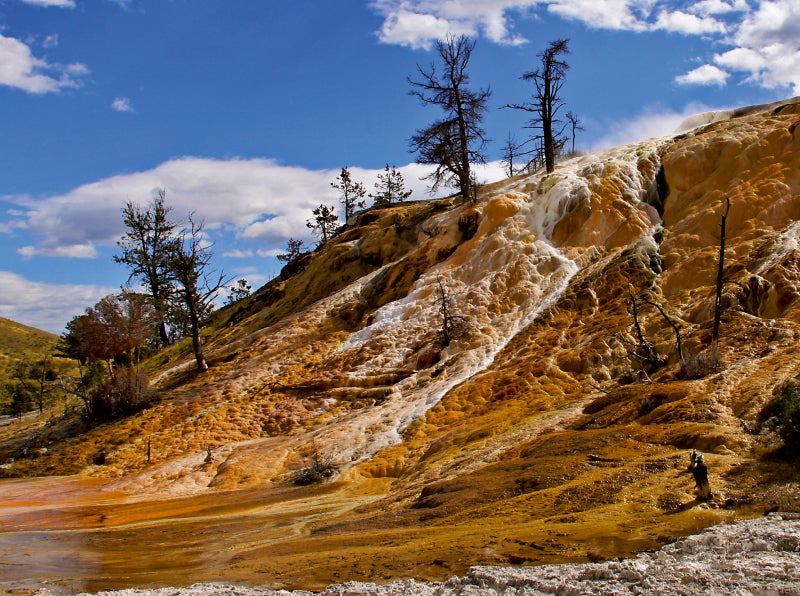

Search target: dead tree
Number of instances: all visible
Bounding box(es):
[607,290,665,380]
[501,132,523,177]
[640,296,685,370]
[712,198,730,348]
[565,111,583,155]
[436,278,469,347]
[169,215,228,372]
[505,39,570,174]
[408,35,490,202]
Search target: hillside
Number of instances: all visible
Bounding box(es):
[0,316,59,387]
[1,98,800,593]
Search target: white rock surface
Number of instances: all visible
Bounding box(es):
[77,513,800,596]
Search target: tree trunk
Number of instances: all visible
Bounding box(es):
[186,287,208,372]
[543,74,555,174]
[38,355,47,415]
[454,90,472,202]
[712,198,730,348]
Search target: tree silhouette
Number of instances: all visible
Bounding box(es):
[501,133,524,178]
[114,189,177,346]
[331,167,366,223]
[306,205,339,245]
[169,215,227,372]
[565,111,583,155]
[277,238,306,264]
[506,39,570,173]
[369,165,412,208]
[408,35,490,202]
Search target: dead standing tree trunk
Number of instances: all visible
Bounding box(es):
[689,449,711,500]
[712,198,730,350]
[436,278,469,348]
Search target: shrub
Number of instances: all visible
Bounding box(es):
[773,383,800,458]
[680,347,723,379]
[292,447,336,486]
[83,367,156,423]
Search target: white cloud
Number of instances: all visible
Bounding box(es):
[0,32,89,94]
[0,271,114,334]
[372,0,536,48]
[710,0,800,93]
[2,158,458,259]
[370,0,800,94]
[16,0,75,7]
[654,10,726,35]
[377,9,472,49]
[689,0,747,17]
[223,249,255,258]
[17,243,99,259]
[735,0,800,48]
[546,0,650,31]
[591,102,719,149]
[111,97,134,112]
[42,34,59,49]
[256,248,283,258]
[675,63,730,86]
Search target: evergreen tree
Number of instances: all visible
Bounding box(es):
[114,190,177,346]
[226,279,252,305]
[277,238,306,264]
[369,165,412,208]
[306,205,339,245]
[331,168,366,222]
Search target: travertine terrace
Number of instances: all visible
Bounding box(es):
[2,99,800,594]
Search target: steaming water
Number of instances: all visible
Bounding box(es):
[318,140,668,465]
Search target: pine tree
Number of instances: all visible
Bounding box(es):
[369,165,412,208]
[114,190,177,346]
[277,238,306,264]
[331,167,366,222]
[306,205,339,245]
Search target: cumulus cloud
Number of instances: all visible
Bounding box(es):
[372,0,535,48]
[654,10,726,35]
[377,9,473,49]
[676,63,730,86]
[714,0,800,93]
[111,97,134,112]
[688,0,748,17]
[0,32,89,94]
[0,271,114,334]
[546,0,650,31]
[370,0,800,94]
[2,158,461,259]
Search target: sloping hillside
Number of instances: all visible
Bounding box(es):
[1,99,799,592]
[0,316,58,387]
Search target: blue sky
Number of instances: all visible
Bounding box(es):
[1,0,798,333]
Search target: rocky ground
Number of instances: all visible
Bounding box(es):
[77,513,800,596]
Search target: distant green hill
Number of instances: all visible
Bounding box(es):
[0,317,59,385]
